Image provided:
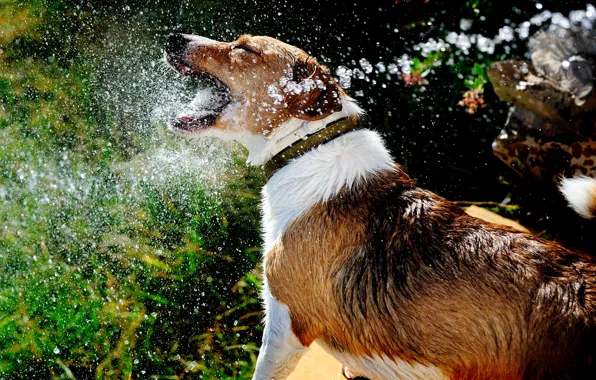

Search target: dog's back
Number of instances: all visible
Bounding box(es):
[267,164,596,379]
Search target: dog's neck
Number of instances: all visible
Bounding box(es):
[244,96,363,167]
[263,116,359,178]
[261,128,395,252]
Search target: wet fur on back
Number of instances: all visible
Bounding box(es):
[267,165,596,379]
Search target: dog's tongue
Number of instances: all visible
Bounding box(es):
[171,86,229,131]
[173,110,219,131]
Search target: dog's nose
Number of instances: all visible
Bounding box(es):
[165,33,190,57]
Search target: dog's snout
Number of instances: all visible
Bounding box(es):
[165,33,190,58]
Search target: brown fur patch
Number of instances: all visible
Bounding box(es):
[265,166,596,379]
[287,56,343,120]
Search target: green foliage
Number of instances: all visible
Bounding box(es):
[410,51,442,75]
[0,1,263,378]
[465,63,489,90]
[465,0,488,9]
[404,0,503,109]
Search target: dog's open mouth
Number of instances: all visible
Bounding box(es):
[168,63,231,133]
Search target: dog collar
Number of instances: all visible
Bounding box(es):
[264,116,359,178]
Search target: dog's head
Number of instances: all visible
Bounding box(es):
[165,34,353,164]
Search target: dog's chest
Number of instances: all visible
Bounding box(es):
[261,196,344,294]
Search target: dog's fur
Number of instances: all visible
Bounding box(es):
[560,176,596,220]
[165,34,596,379]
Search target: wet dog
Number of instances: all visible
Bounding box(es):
[165,33,596,380]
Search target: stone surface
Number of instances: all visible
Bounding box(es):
[488,59,596,183]
[464,205,530,232]
[288,342,341,380]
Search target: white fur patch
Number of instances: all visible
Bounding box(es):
[261,128,394,252]
[560,175,596,219]
[253,286,307,380]
[403,198,435,219]
[319,342,447,380]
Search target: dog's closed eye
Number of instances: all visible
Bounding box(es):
[233,45,258,54]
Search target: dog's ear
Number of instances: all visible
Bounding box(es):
[286,57,343,121]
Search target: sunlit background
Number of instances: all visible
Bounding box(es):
[1,0,595,378]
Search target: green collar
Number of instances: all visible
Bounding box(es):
[264,117,359,179]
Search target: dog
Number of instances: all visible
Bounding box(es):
[164,33,596,380]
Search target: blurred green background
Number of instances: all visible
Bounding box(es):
[0,0,592,378]
[0,1,265,378]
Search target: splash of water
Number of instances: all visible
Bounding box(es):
[329,4,596,92]
[94,27,243,194]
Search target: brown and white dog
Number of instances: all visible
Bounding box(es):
[164,33,596,380]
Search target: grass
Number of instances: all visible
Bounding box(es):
[0,1,264,378]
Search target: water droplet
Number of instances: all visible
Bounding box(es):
[530,10,552,26]
[460,19,473,31]
[551,13,571,28]
[359,58,373,74]
[498,26,515,42]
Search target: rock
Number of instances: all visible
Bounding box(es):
[528,25,596,105]
[488,23,596,185]
[488,60,579,131]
